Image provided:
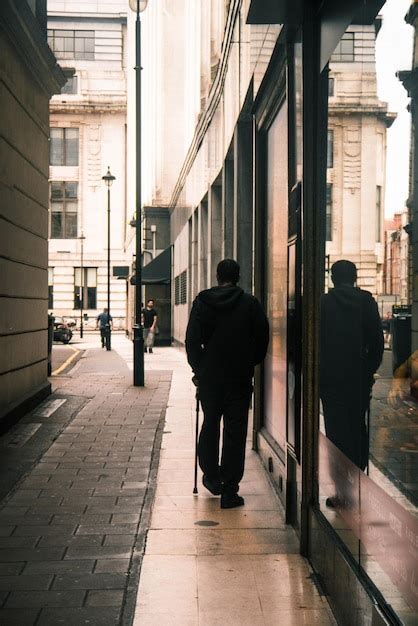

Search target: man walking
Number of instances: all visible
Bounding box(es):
[96,308,113,350]
[320,260,383,505]
[142,299,158,353]
[186,259,269,509]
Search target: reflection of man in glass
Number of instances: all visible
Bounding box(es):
[320,261,384,483]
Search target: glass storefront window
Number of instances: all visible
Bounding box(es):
[264,103,288,450]
[318,4,417,622]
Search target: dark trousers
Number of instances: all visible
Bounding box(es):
[198,382,252,494]
[321,384,371,472]
[100,327,110,350]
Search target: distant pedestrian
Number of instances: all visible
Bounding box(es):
[186,259,269,509]
[96,308,113,350]
[320,260,384,506]
[381,312,392,348]
[142,299,158,353]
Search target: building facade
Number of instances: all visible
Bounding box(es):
[327,24,395,296]
[47,1,130,329]
[136,0,417,624]
[0,0,64,425]
[383,210,410,303]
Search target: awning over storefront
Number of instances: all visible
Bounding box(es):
[246,0,385,71]
[130,246,172,285]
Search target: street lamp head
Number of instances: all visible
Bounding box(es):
[128,0,148,12]
[102,166,116,188]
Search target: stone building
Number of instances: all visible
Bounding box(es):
[383,210,410,303]
[326,23,395,296]
[47,1,130,329]
[131,1,416,623]
[0,0,64,425]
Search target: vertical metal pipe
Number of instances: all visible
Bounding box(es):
[107,186,112,350]
[133,1,145,385]
[80,234,84,338]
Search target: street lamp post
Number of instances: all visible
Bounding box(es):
[79,232,86,338]
[129,0,148,386]
[102,166,115,351]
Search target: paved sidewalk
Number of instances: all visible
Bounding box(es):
[0,340,171,625]
[132,347,336,626]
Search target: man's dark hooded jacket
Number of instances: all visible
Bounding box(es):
[186,286,269,384]
[320,286,384,391]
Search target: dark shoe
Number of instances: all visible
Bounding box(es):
[149,348,153,353]
[202,475,222,496]
[221,493,244,509]
[144,347,147,353]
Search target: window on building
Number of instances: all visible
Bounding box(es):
[328,78,334,97]
[326,184,333,241]
[376,185,382,242]
[74,268,97,310]
[61,75,78,95]
[50,182,78,239]
[50,128,79,166]
[180,270,187,304]
[48,30,94,60]
[331,32,355,62]
[327,129,333,168]
[174,270,187,305]
[48,267,54,309]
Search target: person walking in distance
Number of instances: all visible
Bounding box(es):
[142,299,158,353]
[320,260,384,507]
[186,259,269,509]
[96,308,113,350]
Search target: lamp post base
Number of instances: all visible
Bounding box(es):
[133,324,145,386]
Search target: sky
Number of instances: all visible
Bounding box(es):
[375,0,413,217]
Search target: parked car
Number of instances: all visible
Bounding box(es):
[53,317,73,344]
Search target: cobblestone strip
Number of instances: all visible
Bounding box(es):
[0,368,172,626]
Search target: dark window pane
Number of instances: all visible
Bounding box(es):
[50,129,63,165]
[51,181,64,200]
[48,286,54,309]
[65,213,78,238]
[65,182,78,199]
[51,212,63,238]
[87,287,97,309]
[74,287,81,310]
[65,129,79,166]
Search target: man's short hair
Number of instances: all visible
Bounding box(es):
[217,259,240,285]
[147,299,154,304]
[331,260,357,286]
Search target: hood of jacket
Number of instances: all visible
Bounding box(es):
[198,285,244,310]
[325,285,364,313]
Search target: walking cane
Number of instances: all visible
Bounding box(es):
[193,389,199,495]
